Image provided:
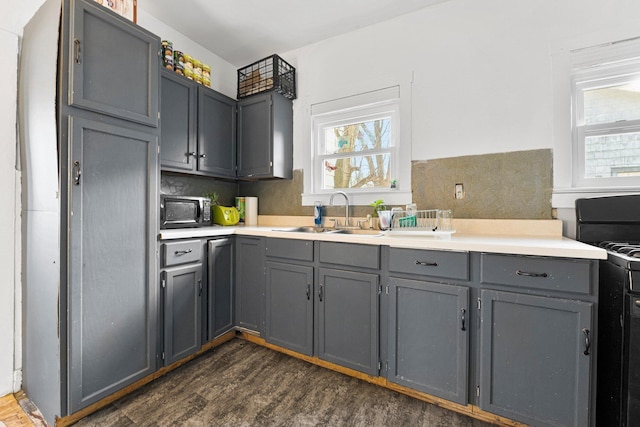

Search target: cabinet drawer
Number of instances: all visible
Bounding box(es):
[265,238,313,262]
[481,253,593,295]
[389,248,469,281]
[163,240,202,267]
[319,242,379,270]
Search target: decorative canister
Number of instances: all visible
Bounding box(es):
[193,59,203,84]
[183,54,193,72]
[235,197,245,223]
[173,50,184,74]
[161,40,173,69]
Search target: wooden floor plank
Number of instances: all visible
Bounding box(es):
[0,394,34,427]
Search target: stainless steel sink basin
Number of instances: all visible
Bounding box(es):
[275,226,343,233]
[274,226,383,236]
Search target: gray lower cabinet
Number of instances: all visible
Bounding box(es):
[67,0,159,127]
[161,239,203,366]
[387,277,469,405]
[265,262,314,355]
[264,238,315,355]
[235,236,265,333]
[162,264,202,365]
[207,237,235,340]
[237,91,292,179]
[317,268,379,376]
[66,115,159,413]
[479,253,595,427]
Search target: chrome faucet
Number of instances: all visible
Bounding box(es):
[329,191,350,228]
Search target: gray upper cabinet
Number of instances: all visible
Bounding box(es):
[235,237,265,333]
[197,88,237,178]
[237,91,293,179]
[207,238,235,341]
[66,116,159,413]
[68,0,159,127]
[160,70,236,178]
[479,290,593,427]
[160,69,197,172]
[387,277,469,405]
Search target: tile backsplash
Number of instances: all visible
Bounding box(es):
[165,149,553,220]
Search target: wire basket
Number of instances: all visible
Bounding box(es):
[237,54,296,100]
[390,209,439,231]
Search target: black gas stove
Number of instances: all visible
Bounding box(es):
[576,194,640,426]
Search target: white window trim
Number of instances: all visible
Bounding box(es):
[301,81,412,207]
[552,31,640,209]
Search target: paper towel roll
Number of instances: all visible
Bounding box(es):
[245,197,258,226]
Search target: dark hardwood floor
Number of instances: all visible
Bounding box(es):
[73,339,496,426]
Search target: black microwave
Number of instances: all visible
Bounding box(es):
[160,195,212,229]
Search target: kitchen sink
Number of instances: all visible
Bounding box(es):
[274,226,383,236]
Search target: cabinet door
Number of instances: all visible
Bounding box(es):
[237,93,272,177]
[266,262,313,356]
[67,116,159,413]
[235,237,265,333]
[479,289,593,427]
[68,0,159,127]
[388,278,469,405]
[198,88,237,177]
[207,238,235,340]
[317,268,379,376]
[163,264,202,365]
[160,69,197,172]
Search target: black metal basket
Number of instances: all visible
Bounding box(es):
[237,54,296,100]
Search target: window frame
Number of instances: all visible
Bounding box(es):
[301,83,412,207]
[312,99,399,196]
[572,64,640,188]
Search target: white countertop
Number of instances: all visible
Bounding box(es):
[159,225,607,260]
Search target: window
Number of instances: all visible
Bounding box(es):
[313,100,398,192]
[571,38,640,188]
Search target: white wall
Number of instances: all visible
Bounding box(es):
[0,0,44,396]
[137,9,238,99]
[283,0,640,180]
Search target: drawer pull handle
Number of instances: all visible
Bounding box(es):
[415,260,438,267]
[318,284,324,302]
[175,249,193,255]
[73,38,81,64]
[582,328,591,356]
[187,152,197,157]
[198,279,202,297]
[460,308,466,331]
[516,270,548,278]
[306,283,311,300]
[73,161,81,186]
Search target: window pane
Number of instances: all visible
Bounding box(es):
[585,132,640,178]
[323,118,391,155]
[584,83,640,125]
[322,154,390,189]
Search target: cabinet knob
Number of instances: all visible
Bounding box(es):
[199,154,206,158]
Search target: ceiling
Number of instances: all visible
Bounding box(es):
[139,0,449,66]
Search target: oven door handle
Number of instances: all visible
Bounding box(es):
[582,328,591,356]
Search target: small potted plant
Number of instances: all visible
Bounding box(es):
[369,199,386,229]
